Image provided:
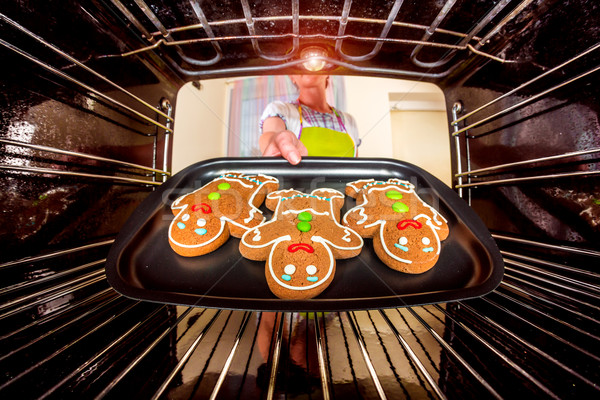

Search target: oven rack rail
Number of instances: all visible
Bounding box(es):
[0,12,173,183]
[0,139,168,186]
[450,41,600,194]
[0,239,598,399]
[102,0,527,79]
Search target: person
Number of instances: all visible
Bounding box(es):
[259,75,360,165]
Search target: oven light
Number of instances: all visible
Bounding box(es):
[301,47,327,71]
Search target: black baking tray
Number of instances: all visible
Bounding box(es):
[106,157,503,311]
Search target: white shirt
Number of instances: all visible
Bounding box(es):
[260,101,360,146]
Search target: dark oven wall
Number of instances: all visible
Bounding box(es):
[0,0,182,263]
[0,2,182,396]
[442,0,600,263]
[441,3,600,392]
[1,1,600,399]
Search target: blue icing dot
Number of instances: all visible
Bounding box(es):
[281,274,292,281]
[422,247,434,253]
[394,244,409,252]
[195,228,208,235]
[177,222,186,229]
[307,276,319,282]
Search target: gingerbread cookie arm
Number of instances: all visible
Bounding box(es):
[311,225,363,259]
[239,220,292,261]
[311,188,345,220]
[212,173,278,237]
[422,203,449,240]
[345,179,376,199]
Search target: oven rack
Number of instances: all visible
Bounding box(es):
[450,40,600,199]
[0,139,167,186]
[0,12,172,184]
[0,13,173,127]
[101,0,527,79]
[0,238,598,399]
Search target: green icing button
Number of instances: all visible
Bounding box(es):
[386,190,403,200]
[298,211,313,222]
[392,201,409,213]
[208,192,221,200]
[297,221,311,232]
[217,182,231,190]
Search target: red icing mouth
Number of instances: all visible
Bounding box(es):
[397,219,422,230]
[191,203,212,214]
[288,243,314,253]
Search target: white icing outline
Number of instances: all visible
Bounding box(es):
[342,229,352,242]
[169,172,278,250]
[168,214,226,249]
[356,208,368,225]
[311,234,363,252]
[282,208,330,217]
[242,188,363,252]
[240,188,364,292]
[343,179,446,264]
[423,202,448,227]
[346,179,375,193]
[377,222,413,264]
[268,236,334,291]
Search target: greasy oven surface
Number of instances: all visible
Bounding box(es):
[1,0,599,399]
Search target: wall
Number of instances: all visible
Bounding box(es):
[390,110,451,186]
[343,76,445,158]
[172,76,451,186]
[172,79,228,174]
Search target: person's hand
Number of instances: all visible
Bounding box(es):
[260,130,308,165]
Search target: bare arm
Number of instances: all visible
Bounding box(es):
[260,116,307,165]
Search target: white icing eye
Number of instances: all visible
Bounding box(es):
[197,218,207,227]
[306,265,317,275]
[422,237,431,245]
[182,214,190,222]
[284,264,296,275]
[399,237,408,245]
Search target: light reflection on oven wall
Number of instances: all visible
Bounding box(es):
[172,76,451,187]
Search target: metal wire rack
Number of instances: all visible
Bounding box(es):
[450,40,600,202]
[102,0,524,78]
[1,0,599,398]
[1,241,598,398]
[0,12,172,185]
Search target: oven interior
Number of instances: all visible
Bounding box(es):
[1,0,599,398]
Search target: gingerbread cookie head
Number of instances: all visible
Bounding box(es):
[343,179,448,274]
[168,172,279,257]
[240,189,363,299]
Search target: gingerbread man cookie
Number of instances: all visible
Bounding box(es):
[168,172,279,257]
[342,179,449,274]
[240,188,363,299]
